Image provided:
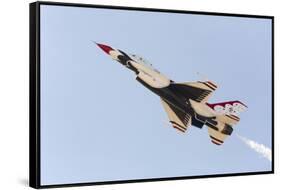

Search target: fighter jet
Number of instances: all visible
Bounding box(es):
[96,43,247,145]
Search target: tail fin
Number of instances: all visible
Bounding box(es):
[206,100,247,116]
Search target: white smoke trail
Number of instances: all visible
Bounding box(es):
[237,135,272,162]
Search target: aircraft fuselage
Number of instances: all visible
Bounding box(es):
[96,43,217,129]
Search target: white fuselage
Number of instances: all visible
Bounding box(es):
[130,61,170,88]
[109,49,170,89]
[189,99,217,117]
[110,49,218,119]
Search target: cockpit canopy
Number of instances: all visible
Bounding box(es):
[129,54,160,73]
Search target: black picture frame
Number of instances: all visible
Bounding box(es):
[29,1,274,189]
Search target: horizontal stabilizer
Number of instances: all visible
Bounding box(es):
[208,127,228,145]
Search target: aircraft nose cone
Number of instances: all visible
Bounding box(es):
[96,43,113,54]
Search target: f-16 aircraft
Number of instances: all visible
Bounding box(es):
[96,43,247,145]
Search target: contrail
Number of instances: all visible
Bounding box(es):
[237,134,272,162]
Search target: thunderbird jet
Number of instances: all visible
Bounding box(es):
[96,43,247,145]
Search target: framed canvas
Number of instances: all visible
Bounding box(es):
[29,1,274,188]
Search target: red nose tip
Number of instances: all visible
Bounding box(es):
[96,43,113,54]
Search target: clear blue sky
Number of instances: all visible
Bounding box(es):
[40,5,272,185]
